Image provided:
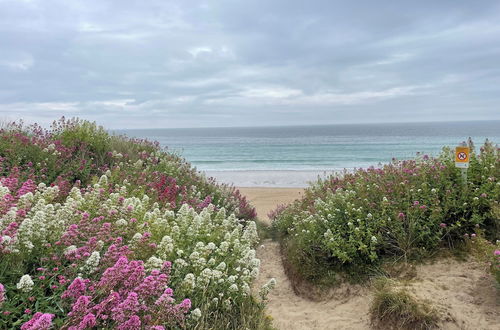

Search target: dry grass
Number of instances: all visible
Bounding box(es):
[370,278,439,330]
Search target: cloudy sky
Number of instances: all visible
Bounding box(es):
[1,0,499,128]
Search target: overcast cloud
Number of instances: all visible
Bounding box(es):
[1,0,499,128]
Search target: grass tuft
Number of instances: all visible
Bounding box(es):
[370,278,439,330]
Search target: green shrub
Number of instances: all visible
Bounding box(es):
[273,141,499,285]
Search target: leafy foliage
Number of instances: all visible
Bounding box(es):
[272,140,499,284]
[0,118,271,329]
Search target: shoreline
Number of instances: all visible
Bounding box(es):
[207,170,343,188]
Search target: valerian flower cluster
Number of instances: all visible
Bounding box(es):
[0,119,270,329]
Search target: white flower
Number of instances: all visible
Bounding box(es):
[145,256,163,272]
[228,284,238,292]
[174,258,188,268]
[250,267,259,279]
[183,273,196,290]
[16,274,34,292]
[259,278,276,299]
[115,218,127,226]
[190,308,202,321]
[80,251,100,274]
[216,262,227,271]
[131,233,143,241]
[64,245,77,254]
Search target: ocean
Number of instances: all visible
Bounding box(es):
[116,120,500,187]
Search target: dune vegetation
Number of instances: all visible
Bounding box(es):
[271,140,499,288]
[0,118,273,329]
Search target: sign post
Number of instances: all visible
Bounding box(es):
[455,143,470,183]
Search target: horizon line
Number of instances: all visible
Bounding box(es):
[114,118,500,131]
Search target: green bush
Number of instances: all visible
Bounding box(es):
[272,141,499,285]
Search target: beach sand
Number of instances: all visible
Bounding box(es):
[241,187,500,330]
[237,187,304,225]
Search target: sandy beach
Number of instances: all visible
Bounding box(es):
[237,187,304,224]
[242,187,500,330]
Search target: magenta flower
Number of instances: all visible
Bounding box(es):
[494,250,500,256]
[21,312,55,330]
[413,201,419,206]
[117,315,141,330]
[397,212,405,219]
[78,313,97,328]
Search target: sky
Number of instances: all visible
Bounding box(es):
[1,0,500,129]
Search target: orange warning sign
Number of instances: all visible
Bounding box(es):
[455,146,470,168]
[455,146,469,162]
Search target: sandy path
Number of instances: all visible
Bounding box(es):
[239,187,499,330]
[240,187,372,329]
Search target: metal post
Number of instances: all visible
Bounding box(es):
[461,168,467,183]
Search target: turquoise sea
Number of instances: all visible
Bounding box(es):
[117,120,500,187]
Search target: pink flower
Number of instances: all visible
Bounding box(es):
[480,193,487,198]
[24,309,32,314]
[78,313,97,328]
[397,212,405,219]
[21,312,55,330]
[494,250,500,256]
[62,278,89,299]
[471,233,476,238]
[439,223,447,228]
[419,205,427,210]
[68,295,92,318]
[117,315,141,330]
[112,291,140,322]
[413,201,419,206]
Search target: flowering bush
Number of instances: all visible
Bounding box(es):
[272,140,499,285]
[0,117,256,221]
[0,119,270,329]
